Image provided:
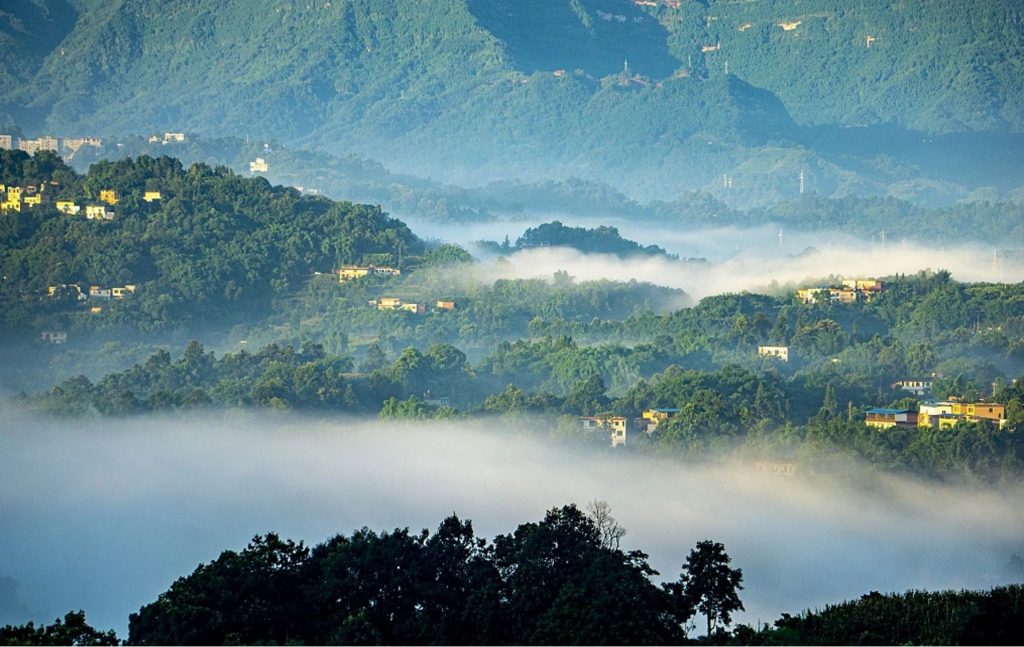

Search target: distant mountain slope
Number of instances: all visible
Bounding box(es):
[467,0,679,78]
[2,0,1022,201]
[10,0,510,143]
[651,0,1024,133]
[0,0,78,127]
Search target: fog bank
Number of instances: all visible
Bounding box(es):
[2,408,1022,636]
[480,241,1023,300]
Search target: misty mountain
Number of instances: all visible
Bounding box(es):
[5,0,1023,201]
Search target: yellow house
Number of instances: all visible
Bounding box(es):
[758,345,790,362]
[111,285,137,298]
[919,400,1007,429]
[90,306,103,314]
[143,191,162,202]
[952,401,1006,428]
[99,190,118,205]
[339,265,401,282]
[828,287,859,304]
[1,187,21,212]
[48,284,85,300]
[796,287,827,304]
[24,194,42,207]
[436,300,456,311]
[642,408,679,427]
[85,205,111,220]
[580,415,629,447]
[374,297,403,310]
[56,201,81,215]
[340,266,372,281]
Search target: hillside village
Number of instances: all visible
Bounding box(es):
[1,132,187,157]
[582,391,1010,451]
[1,181,163,219]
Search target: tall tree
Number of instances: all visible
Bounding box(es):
[678,540,744,638]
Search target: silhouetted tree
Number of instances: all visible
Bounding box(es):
[678,540,744,638]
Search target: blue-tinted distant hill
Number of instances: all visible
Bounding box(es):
[2,0,1023,202]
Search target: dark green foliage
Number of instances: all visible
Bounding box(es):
[745,586,1024,646]
[489,220,675,258]
[677,540,744,638]
[128,506,691,645]
[0,610,118,646]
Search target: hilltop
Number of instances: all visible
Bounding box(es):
[0,149,422,338]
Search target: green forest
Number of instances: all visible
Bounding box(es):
[2,506,1022,645]
[4,150,1024,489]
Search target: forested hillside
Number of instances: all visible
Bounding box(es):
[0,150,421,337]
[654,0,1024,134]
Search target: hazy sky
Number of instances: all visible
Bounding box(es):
[3,407,1022,637]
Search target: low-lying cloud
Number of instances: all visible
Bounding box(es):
[406,215,1023,300]
[2,407,1022,636]
[477,241,1023,301]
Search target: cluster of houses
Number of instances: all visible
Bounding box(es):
[146,132,187,145]
[1,134,104,157]
[583,390,1010,449]
[335,265,456,315]
[580,407,681,448]
[47,283,137,312]
[39,281,141,343]
[1,184,163,218]
[338,265,402,282]
[0,131,188,156]
[757,345,790,362]
[796,278,885,304]
[865,397,1007,430]
[1,182,57,213]
[369,297,456,315]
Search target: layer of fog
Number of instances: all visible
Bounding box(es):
[3,407,1023,637]
[482,244,1022,302]
[406,216,1023,300]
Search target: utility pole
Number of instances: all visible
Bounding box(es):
[799,169,805,195]
[777,227,784,251]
